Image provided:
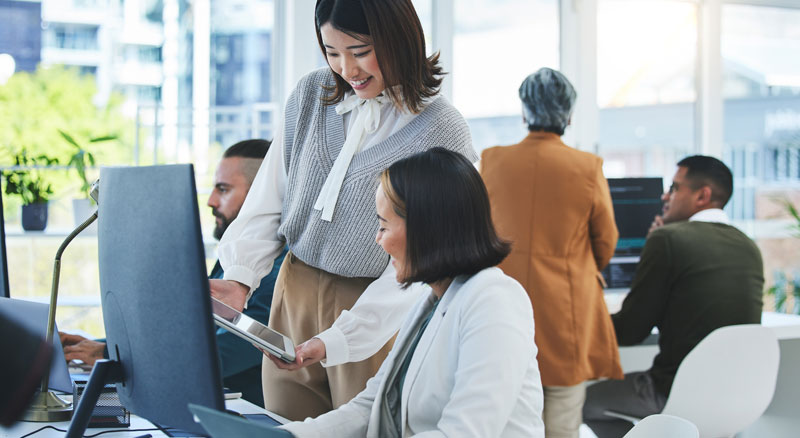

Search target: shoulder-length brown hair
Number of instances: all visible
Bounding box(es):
[314,0,443,113]
[380,148,511,288]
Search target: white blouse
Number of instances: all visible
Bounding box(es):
[217,92,423,366]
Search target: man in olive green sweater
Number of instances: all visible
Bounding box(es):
[583,155,764,438]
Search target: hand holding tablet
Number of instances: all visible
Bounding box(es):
[210,297,296,363]
[263,337,326,371]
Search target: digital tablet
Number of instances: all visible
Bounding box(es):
[211,298,296,363]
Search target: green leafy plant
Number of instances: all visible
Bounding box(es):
[59,130,116,197]
[767,271,800,315]
[781,199,800,238]
[2,149,60,205]
[765,199,800,314]
[0,66,135,195]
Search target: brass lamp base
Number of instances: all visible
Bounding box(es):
[23,390,73,422]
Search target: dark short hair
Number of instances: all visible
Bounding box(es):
[222,139,271,159]
[314,0,442,113]
[677,155,734,207]
[381,148,510,287]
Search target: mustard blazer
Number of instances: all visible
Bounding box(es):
[480,131,623,386]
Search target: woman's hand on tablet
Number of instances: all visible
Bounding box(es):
[209,279,248,312]
[263,338,326,371]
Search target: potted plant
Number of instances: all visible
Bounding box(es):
[2,149,59,231]
[59,130,116,228]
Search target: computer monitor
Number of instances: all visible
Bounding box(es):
[602,177,664,289]
[0,193,10,298]
[67,164,224,437]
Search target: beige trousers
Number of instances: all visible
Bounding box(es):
[542,383,587,438]
[261,252,394,421]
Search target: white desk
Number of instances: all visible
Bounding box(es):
[0,398,281,438]
[614,311,800,374]
[605,292,800,438]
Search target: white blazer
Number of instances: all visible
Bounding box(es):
[283,267,545,437]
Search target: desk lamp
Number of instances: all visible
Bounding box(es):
[25,180,99,422]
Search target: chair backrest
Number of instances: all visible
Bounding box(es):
[662,324,779,438]
[624,414,699,438]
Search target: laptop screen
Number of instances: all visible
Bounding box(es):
[0,297,73,393]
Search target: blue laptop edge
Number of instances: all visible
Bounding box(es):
[188,404,289,438]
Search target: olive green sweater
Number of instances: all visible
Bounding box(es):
[612,220,764,396]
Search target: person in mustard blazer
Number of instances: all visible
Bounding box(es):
[480,68,623,438]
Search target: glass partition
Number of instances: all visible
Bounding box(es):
[597,0,697,180]
[722,3,800,310]
[452,0,559,152]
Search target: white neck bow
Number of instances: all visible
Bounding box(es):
[313,94,390,221]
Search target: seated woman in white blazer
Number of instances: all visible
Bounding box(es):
[270,147,545,437]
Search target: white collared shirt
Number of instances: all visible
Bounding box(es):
[688,208,730,225]
[217,90,422,366]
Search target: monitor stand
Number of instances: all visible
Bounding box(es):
[66,359,122,438]
[66,359,234,438]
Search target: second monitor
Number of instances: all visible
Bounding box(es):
[602,177,664,289]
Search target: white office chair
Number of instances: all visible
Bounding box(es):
[623,414,699,438]
[607,324,780,438]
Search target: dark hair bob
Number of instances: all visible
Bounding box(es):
[380,148,511,287]
[314,0,443,113]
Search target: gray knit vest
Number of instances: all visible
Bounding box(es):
[277,68,476,278]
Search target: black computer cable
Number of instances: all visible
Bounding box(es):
[18,425,160,438]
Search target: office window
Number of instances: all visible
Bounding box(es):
[73,0,109,7]
[42,23,100,50]
[137,84,162,102]
[77,65,98,76]
[411,0,433,56]
[721,3,800,301]
[597,0,697,179]
[452,0,559,152]
[144,0,163,23]
[210,1,273,107]
[722,3,800,218]
[138,45,163,63]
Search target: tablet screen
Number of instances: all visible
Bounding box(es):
[211,298,287,354]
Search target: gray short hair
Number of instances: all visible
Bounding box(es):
[519,68,576,136]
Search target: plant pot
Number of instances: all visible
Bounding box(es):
[72,198,97,234]
[21,202,48,231]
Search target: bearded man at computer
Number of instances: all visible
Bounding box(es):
[60,139,286,408]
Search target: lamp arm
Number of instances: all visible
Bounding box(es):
[40,210,99,393]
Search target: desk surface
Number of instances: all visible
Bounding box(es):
[0,398,279,438]
[604,290,800,339]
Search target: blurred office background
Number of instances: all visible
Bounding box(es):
[0,0,798,336]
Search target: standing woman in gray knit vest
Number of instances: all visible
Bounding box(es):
[209,0,476,421]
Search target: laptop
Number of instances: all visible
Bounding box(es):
[0,195,82,392]
[0,297,74,393]
[188,404,289,438]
